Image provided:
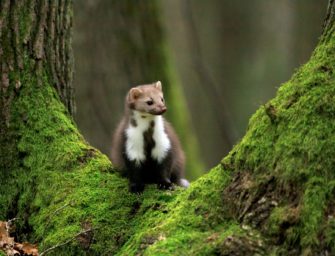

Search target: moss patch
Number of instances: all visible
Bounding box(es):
[117,165,240,255]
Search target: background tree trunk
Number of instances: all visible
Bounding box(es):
[161,0,326,168]
[1,0,335,255]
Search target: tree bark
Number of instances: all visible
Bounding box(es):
[323,0,335,33]
[0,0,74,187]
[1,0,335,255]
[0,0,74,116]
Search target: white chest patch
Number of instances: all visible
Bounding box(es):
[151,116,171,163]
[125,112,150,165]
[125,111,171,165]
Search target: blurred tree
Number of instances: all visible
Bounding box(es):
[74,0,204,179]
[161,0,327,168]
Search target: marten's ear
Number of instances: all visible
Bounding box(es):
[128,88,143,101]
[154,81,162,91]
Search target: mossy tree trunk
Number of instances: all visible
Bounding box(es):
[219,1,335,254]
[0,0,74,217]
[1,0,335,255]
[0,0,74,173]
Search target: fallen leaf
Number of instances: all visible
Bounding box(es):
[15,242,39,256]
[0,220,39,256]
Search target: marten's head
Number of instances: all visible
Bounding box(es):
[127,81,167,115]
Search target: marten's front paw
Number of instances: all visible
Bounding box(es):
[157,180,173,190]
[129,182,145,194]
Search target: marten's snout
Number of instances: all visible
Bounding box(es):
[153,105,166,115]
[160,106,167,114]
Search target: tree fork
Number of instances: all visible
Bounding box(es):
[1,1,335,255]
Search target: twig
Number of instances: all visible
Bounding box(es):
[39,228,93,256]
[42,201,74,238]
[5,217,19,233]
[45,202,72,228]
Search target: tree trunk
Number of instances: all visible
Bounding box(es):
[1,0,335,255]
[0,0,74,218]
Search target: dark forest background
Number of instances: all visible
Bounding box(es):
[73,0,327,179]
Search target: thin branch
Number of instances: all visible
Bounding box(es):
[46,202,71,225]
[5,218,19,234]
[39,228,93,256]
[43,202,73,236]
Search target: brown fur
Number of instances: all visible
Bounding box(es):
[111,81,186,192]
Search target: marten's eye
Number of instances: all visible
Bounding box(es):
[146,100,154,106]
[161,97,164,102]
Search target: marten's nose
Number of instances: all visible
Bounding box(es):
[160,106,167,113]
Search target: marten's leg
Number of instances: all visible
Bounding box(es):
[157,178,172,190]
[156,157,173,190]
[126,160,145,193]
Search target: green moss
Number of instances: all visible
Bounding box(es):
[299,177,327,247]
[325,218,335,250]
[267,206,290,236]
[117,165,238,255]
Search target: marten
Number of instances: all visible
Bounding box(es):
[111,81,189,193]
